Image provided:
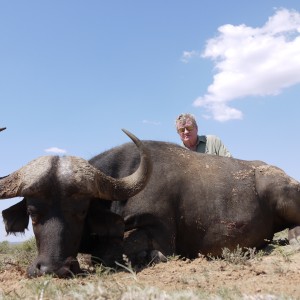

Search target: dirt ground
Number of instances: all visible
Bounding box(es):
[113,243,300,298]
[0,240,300,299]
[133,247,300,297]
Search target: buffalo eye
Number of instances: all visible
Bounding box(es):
[27,208,40,225]
[30,214,39,225]
[76,210,87,221]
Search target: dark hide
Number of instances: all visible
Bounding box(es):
[79,200,125,266]
[90,141,300,261]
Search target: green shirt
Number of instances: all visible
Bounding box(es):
[183,135,232,158]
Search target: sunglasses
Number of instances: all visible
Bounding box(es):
[177,125,194,133]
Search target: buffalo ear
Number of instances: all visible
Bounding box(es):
[2,198,29,234]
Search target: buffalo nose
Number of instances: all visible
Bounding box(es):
[38,263,73,278]
[39,264,52,275]
[27,262,72,278]
[27,263,52,278]
[27,256,81,278]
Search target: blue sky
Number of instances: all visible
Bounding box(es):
[1,1,300,242]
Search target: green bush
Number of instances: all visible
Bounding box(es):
[0,238,37,271]
[0,240,10,254]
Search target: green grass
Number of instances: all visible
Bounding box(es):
[0,238,37,272]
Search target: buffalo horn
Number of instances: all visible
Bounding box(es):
[93,129,152,200]
[0,130,152,201]
[0,156,55,199]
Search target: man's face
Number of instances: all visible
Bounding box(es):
[176,119,198,146]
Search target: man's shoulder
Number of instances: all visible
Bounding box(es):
[205,135,222,142]
[197,135,221,145]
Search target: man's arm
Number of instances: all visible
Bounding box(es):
[206,135,232,158]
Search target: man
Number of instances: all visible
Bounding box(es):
[175,113,232,157]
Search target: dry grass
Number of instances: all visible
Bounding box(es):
[0,231,300,300]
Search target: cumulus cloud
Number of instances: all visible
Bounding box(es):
[44,147,67,154]
[187,8,300,121]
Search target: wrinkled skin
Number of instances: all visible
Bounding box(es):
[1,131,151,277]
[90,141,300,263]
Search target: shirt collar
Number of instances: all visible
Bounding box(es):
[196,135,206,145]
[182,135,206,148]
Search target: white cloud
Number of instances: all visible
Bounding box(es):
[190,8,300,121]
[181,50,201,63]
[44,147,67,154]
[142,120,161,126]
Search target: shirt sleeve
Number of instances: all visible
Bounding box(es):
[206,135,232,158]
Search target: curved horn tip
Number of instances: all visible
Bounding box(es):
[0,127,6,132]
[121,129,139,143]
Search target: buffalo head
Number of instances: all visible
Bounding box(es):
[1,130,152,277]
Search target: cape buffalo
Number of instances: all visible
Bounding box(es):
[0,130,152,277]
[1,131,300,278]
[90,139,300,262]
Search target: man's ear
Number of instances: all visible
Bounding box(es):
[2,198,29,234]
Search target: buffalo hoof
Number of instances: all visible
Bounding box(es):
[288,226,300,245]
[149,250,167,263]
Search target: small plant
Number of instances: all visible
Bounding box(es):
[115,255,138,281]
[0,238,37,274]
[221,245,257,265]
[0,241,10,253]
[18,237,37,252]
[166,254,181,261]
[275,247,293,262]
[14,237,37,267]
[37,279,50,300]
[93,262,116,277]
